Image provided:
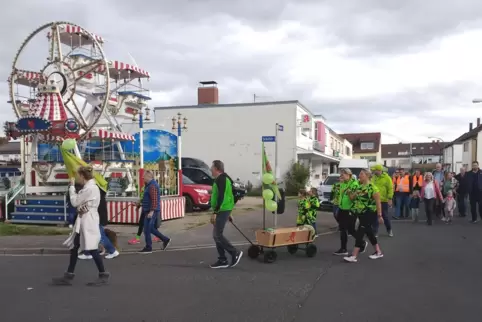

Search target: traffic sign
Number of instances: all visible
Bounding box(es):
[262,136,276,142]
[278,124,284,132]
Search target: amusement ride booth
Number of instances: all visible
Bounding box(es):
[4,21,185,225]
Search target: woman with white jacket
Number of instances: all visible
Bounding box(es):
[52,166,110,286]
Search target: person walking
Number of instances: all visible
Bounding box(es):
[344,169,384,263]
[333,168,365,256]
[441,172,455,221]
[331,177,341,230]
[412,170,423,192]
[454,167,469,217]
[371,164,393,237]
[138,170,171,254]
[52,166,110,286]
[444,190,456,224]
[433,163,446,219]
[420,172,443,226]
[209,160,243,269]
[409,190,421,222]
[393,170,412,219]
[466,161,482,223]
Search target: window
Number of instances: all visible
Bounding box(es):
[398,151,409,156]
[345,146,351,156]
[390,160,396,166]
[463,142,469,152]
[314,126,318,141]
[323,176,339,185]
[360,156,377,162]
[360,142,374,150]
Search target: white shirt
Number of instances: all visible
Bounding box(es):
[424,182,435,199]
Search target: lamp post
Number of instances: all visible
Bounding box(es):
[172,113,187,196]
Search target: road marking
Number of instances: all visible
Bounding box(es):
[0,231,339,257]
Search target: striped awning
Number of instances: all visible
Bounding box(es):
[86,129,134,141]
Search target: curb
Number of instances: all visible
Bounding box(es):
[0,230,338,256]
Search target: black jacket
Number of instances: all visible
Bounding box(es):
[465,170,482,194]
[455,173,470,194]
[98,188,108,226]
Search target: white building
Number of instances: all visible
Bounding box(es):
[443,119,482,173]
[150,81,350,187]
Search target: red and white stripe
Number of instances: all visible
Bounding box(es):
[112,61,150,78]
[86,129,135,141]
[107,197,185,224]
[8,70,43,83]
[33,92,68,122]
[25,134,64,142]
[47,24,104,43]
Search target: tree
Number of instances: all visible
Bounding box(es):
[284,161,311,196]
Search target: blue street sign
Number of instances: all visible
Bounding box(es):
[278,124,284,132]
[262,136,276,142]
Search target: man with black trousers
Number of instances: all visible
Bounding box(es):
[466,161,482,223]
[455,167,469,217]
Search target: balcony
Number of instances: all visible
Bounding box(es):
[313,141,325,152]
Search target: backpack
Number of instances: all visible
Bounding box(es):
[225,173,241,204]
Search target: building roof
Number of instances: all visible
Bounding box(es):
[154,100,326,120]
[444,125,482,148]
[340,132,381,153]
[0,142,20,154]
[381,142,448,158]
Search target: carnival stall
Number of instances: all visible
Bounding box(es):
[4,21,185,224]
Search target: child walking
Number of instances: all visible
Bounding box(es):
[444,190,456,224]
[410,190,421,222]
[308,188,320,234]
[296,189,312,223]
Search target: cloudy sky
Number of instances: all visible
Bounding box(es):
[2,0,482,144]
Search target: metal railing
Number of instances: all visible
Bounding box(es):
[4,181,25,221]
[107,169,179,198]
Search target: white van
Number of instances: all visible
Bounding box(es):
[338,158,370,178]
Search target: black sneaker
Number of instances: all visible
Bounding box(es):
[230,251,243,267]
[162,239,171,250]
[51,272,75,286]
[210,260,229,269]
[86,272,110,287]
[138,247,152,254]
[360,241,368,254]
[333,248,349,256]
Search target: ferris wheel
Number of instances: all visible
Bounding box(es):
[6,21,151,146]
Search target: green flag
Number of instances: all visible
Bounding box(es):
[262,143,281,199]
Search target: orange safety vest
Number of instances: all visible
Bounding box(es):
[396,175,410,192]
[412,175,423,187]
[392,175,398,184]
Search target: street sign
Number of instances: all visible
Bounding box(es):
[278,124,284,132]
[262,136,276,142]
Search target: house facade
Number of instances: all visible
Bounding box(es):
[381,142,446,170]
[340,132,382,164]
[150,81,350,187]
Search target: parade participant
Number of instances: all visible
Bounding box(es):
[454,167,469,217]
[393,170,412,219]
[331,177,342,230]
[128,189,160,245]
[412,169,423,192]
[420,172,443,226]
[466,161,482,223]
[138,170,171,254]
[344,169,383,263]
[441,172,455,221]
[371,164,393,237]
[433,163,446,219]
[410,190,421,222]
[52,166,110,286]
[209,160,243,268]
[444,190,456,224]
[297,189,315,232]
[333,168,365,256]
[308,188,320,233]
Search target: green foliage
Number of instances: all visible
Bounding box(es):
[285,161,311,196]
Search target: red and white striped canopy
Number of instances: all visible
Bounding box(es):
[86,129,134,141]
[25,134,64,142]
[47,24,104,44]
[29,88,68,122]
[108,61,150,79]
[8,70,44,87]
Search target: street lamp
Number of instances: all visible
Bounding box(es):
[473,99,482,103]
[172,113,188,196]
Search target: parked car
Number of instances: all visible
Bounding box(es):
[182,175,211,212]
[317,174,340,209]
[182,157,211,170]
[182,167,247,202]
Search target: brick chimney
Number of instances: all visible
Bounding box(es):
[470,122,473,131]
[197,81,219,105]
[477,118,481,127]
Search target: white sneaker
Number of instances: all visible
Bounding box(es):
[388,231,394,237]
[105,250,120,259]
[78,254,92,260]
[369,252,384,260]
[343,256,358,263]
[68,224,73,229]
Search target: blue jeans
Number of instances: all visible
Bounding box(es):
[373,202,392,234]
[100,225,116,254]
[395,194,410,218]
[144,211,169,250]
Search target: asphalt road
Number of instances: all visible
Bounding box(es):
[1,216,481,322]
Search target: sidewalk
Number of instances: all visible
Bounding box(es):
[0,198,338,255]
